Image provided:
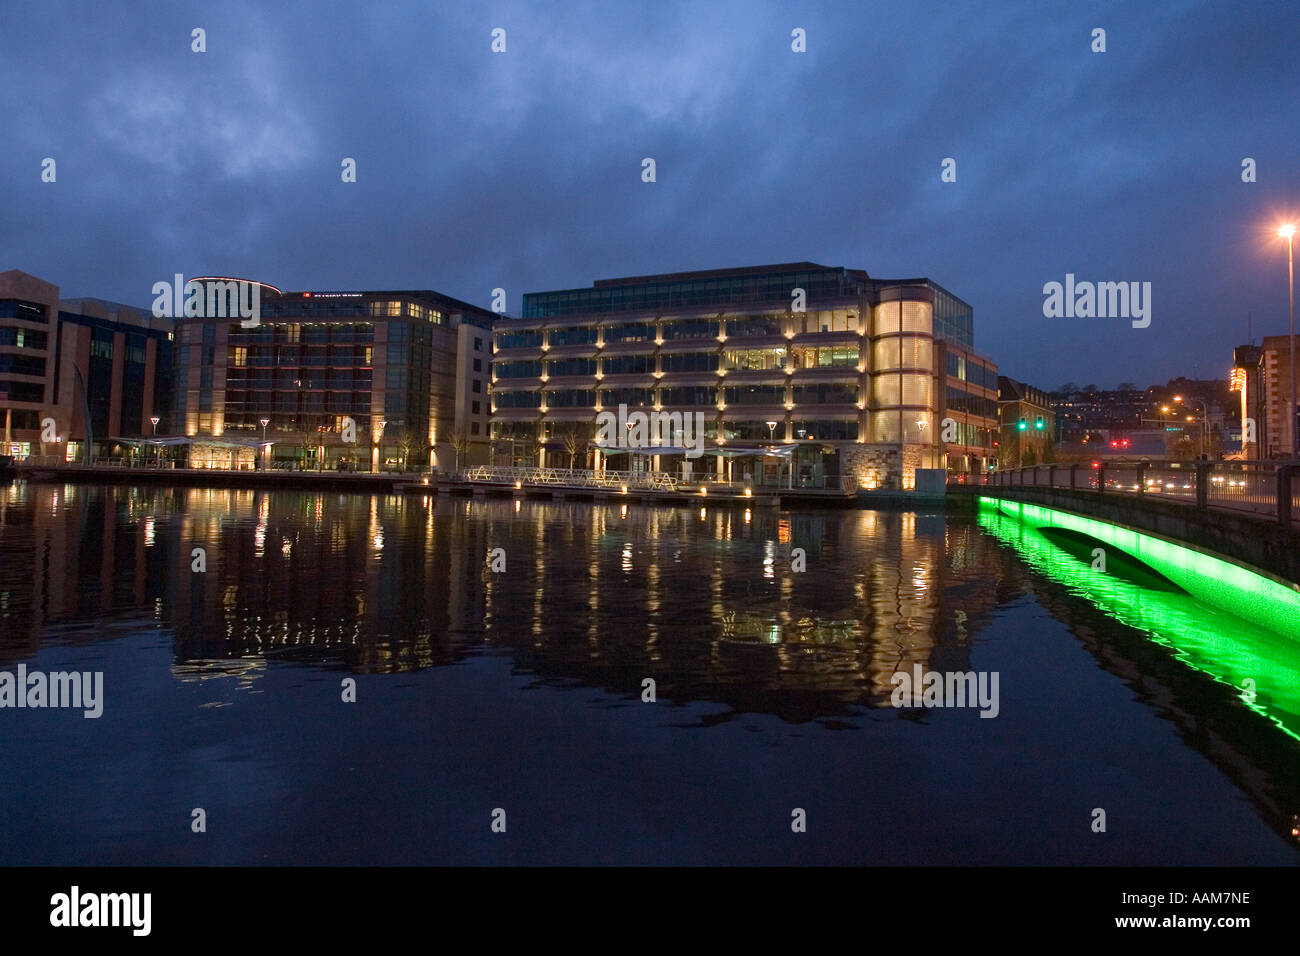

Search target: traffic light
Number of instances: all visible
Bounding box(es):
[1017,418,1027,431]
[1034,417,1045,430]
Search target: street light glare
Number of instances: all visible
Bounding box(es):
[1280,223,1296,239]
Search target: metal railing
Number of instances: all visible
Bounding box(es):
[965,460,1300,526]
[461,465,686,492]
[460,465,855,494]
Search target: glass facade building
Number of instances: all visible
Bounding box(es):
[493,262,996,488]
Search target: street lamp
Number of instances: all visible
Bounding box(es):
[1174,396,1208,457]
[150,416,159,467]
[260,418,270,470]
[1279,223,1296,456]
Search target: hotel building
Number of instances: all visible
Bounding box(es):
[173,282,495,471]
[490,262,997,489]
[1,269,174,462]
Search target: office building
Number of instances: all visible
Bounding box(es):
[491,262,997,489]
[1,269,174,461]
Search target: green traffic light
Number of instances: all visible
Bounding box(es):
[1034,418,1045,430]
[1017,419,1027,431]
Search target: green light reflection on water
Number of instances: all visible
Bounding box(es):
[977,497,1300,744]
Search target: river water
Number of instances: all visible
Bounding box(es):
[0,481,1296,865]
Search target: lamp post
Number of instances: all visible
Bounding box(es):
[150,416,159,467]
[260,418,270,469]
[1174,395,1208,457]
[1280,224,1296,457]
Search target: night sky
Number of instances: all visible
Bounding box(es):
[2,0,1297,390]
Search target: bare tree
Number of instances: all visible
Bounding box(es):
[557,422,591,470]
[394,429,414,471]
[446,427,471,475]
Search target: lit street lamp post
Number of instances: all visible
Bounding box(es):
[1173,395,1207,457]
[150,416,159,467]
[260,418,270,470]
[1280,224,1296,457]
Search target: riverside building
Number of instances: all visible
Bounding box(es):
[490,262,997,489]
[172,280,495,471]
[1,269,174,462]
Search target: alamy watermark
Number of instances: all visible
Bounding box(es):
[890,665,1000,718]
[0,664,103,718]
[594,403,706,459]
[50,886,150,936]
[1042,273,1151,328]
[151,274,261,327]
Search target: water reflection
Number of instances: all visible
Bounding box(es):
[0,482,996,721]
[1,480,1299,851]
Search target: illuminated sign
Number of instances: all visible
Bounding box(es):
[1230,367,1246,391]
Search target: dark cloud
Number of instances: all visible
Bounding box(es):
[2,0,1296,388]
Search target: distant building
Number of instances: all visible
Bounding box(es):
[1253,335,1297,458]
[1051,385,1155,443]
[1,269,174,462]
[997,377,1054,467]
[491,262,997,490]
[1232,344,1266,458]
[173,281,495,470]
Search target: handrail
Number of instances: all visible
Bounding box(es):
[957,459,1300,527]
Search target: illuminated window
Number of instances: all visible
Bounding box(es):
[233,347,247,367]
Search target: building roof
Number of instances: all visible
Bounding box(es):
[591,261,854,287]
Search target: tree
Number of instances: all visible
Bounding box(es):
[1057,381,1079,394]
[1116,382,1137,392]
[1170,435,1196,460]
[446,427,471,475]
[556,421,592,470]
[395,429,414,471]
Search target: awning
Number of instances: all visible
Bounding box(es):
[109,436,279,449]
